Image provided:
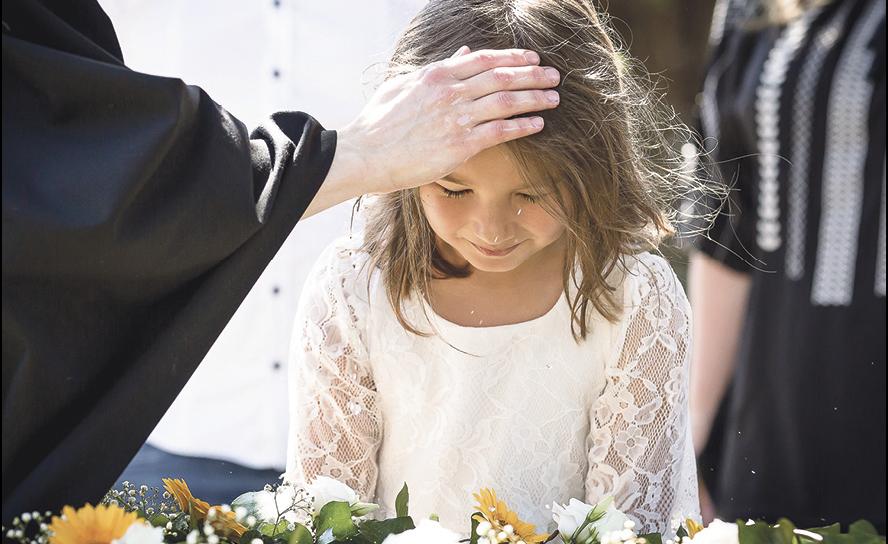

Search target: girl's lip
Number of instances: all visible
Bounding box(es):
[471,241,521,257]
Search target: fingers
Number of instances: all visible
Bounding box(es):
[470,116,545,151]
[450,45,471,58]
[462,65,560,99]
[469,89,560,124]
[444,48,541,80]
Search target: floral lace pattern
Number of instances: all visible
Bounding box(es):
[285,237,698,534]
[585,255,699,532]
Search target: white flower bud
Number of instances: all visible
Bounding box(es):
[186,530,199,544]
[477,521,492,536]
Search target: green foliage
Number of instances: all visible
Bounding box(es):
[640,533,663,544]
[357,517,416,544]
[315,501,359,542]
[395,484,409,519]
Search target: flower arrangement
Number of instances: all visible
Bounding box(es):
[2,477,883,544]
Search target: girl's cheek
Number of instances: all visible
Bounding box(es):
[521,207,566,240]
[420,193,465,234]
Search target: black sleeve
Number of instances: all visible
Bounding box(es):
[1,0,337,519]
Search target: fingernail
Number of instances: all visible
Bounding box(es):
[531,117,544,129]
[546,91,560,104]
[545,67,560,82]
[524,51,540,64]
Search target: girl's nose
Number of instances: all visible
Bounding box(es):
[472,203,516,246]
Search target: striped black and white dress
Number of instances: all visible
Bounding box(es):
[696,0,885,531]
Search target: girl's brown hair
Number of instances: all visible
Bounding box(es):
[361,0,702,341]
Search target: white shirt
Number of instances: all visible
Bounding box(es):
[99,0,427,469]
[284,235,700,534]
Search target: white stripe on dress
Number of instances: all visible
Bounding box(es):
[812,0,885,306]
[785,2,854,280]
[754,8,820,252]
[876,157,886,298]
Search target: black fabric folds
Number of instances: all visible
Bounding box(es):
[2,0,337,520]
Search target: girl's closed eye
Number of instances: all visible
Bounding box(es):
[439,185,471,199]
[436,183,543,204]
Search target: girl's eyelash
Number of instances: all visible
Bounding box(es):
[439,185,541,203]
[441,187,471,199]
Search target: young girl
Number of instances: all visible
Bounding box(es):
[285,0,699,534]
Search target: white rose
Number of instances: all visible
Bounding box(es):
[553,497,630,544]
[381,519,461,544]
[306,476,360,513]
[688,520,740,544]
[553,498,595,542]
[242,485,302,524]
[112,522,165,544]
[594,504,630,536]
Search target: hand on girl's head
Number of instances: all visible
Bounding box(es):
[342,45,561,195]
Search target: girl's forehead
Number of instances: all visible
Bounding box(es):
[446,145,530,188]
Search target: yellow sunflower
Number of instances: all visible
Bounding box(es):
[162,478,246,537]
[48,503,141,544]
[472,488,549,544]
[685,518,704,538]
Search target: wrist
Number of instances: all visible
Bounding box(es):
[329,123,382,197]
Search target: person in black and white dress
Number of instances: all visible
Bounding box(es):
[690,0,885,532]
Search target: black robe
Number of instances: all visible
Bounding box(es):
[2,0,337,521]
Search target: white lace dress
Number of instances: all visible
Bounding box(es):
[284,236,699,535]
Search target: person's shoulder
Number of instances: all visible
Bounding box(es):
[303,232,376,300]
[620,251,689,314]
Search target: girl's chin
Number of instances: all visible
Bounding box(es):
[463,253,526,273]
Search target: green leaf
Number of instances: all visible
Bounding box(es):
[358,517,416,544]
[848,521,879,536]
[470,515,481,544]
[316,501,359,541]
[148,513,169,527]
[429,513,440,522]
[640,533,663,544]
[258,520,291,538]
[738,520,795,544]
[288,523,313,544]
[676,526,689,539]
[395,484,409,519]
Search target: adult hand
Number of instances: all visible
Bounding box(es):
[305,46,560,217]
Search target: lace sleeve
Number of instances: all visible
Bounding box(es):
[284,242,382,501]
[585,253,699,534]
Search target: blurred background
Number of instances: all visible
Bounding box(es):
[104,0,716,503]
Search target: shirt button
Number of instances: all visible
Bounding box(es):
[272,361,282,371]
